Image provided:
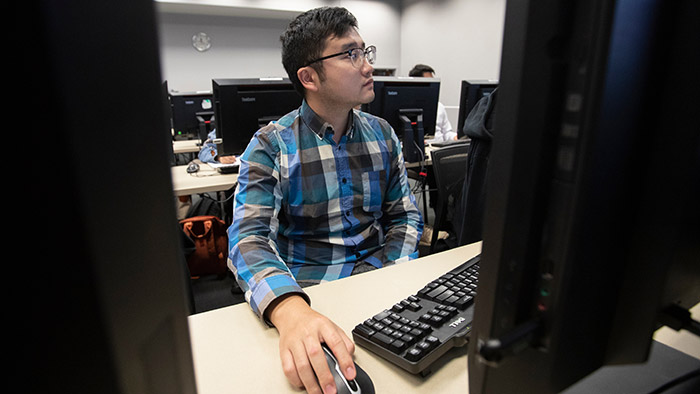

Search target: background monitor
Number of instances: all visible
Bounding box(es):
[169,91,215,141]
[362,76,440,163]
[213,78,302,156]
[456,80,498,138]
[468,0,700,393]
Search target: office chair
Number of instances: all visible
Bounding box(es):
[429,143,471,253]
[456,87,498,246]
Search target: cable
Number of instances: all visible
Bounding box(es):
[410,139,428,194]
[196,184,237,204]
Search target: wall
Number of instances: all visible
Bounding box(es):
[155,0,507,128]
[401,0,506,128]
[156,0,402,93]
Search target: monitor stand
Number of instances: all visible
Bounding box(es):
[398,108,425,163]
[196,111,215,143]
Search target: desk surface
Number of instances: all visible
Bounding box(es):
[187,243,700,394]
[188,243,482,394]
[171,160,238,196]
[173,139,202,154]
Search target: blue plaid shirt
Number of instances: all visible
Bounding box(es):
[228,100,423,323]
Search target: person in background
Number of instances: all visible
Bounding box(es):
[409,64,456,142]
[198,129,238,164]
[228,7,423,393]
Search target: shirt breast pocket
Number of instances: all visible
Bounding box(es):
[362,170,385,213]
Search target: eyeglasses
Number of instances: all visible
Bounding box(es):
[305,45,376,69]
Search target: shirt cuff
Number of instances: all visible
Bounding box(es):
[250,274,310,327]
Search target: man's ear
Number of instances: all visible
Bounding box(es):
[297,66,319,93]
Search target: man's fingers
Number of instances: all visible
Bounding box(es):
[288,340,331,394]
[280,349,303,389]
[305,338,337,394]
[322,332,356,381]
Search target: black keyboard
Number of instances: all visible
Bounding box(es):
[352,255,480,376]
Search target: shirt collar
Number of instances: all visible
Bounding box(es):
[300,100,356,140]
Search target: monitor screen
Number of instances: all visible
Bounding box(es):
[362,76,440,163]
[467,0,700,393]
[169,91,215,141]
[213,78,303,156]
[456,80,498,138]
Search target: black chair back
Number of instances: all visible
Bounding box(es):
[429,143,471,253]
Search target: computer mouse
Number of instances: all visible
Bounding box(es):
[186,162,199,173]
[321,344,375,394]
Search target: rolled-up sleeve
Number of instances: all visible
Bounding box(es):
[227,129,309,325]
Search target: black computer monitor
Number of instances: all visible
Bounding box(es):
[468,0,700,393]
[169,91,215,141]
[362,76,440,163]
[212,78,303,156]
[30,1,197,393]
[456,80,498,138]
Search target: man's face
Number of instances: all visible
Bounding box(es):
[315,29,375,110]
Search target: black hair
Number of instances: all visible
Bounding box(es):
[280,7,359,97]
[409,64,435,77]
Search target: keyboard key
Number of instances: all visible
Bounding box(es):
[409,328,424,337]
[389,339,407,353]
[373,310,391,321]
[425,335,440,349]
[370,331,394,348]
[455,295,474,309]
[405,347,425,361]
[401,333,416,345]
[436,289,455,302]
[425,285,448,300]
[353,324,375,339]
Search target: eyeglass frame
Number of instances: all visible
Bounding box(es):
[304,45,376,68]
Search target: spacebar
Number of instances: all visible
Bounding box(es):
[369,331,394,348]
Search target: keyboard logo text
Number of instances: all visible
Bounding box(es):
[449,317,466,328]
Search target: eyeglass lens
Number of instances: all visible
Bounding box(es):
[352,46,376,67]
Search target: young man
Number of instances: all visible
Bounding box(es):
[227,7,423,393]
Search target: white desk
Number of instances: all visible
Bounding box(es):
[173,139,202,154]
[170,160,238,196]
[187,243,699,393]
[188,244,480,394]
[405,142,469,168]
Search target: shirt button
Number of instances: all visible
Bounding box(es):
[345,211,351,216]
[342,178,347,184]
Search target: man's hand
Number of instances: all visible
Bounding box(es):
[267,295,356,394]
[219,155,237,164]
